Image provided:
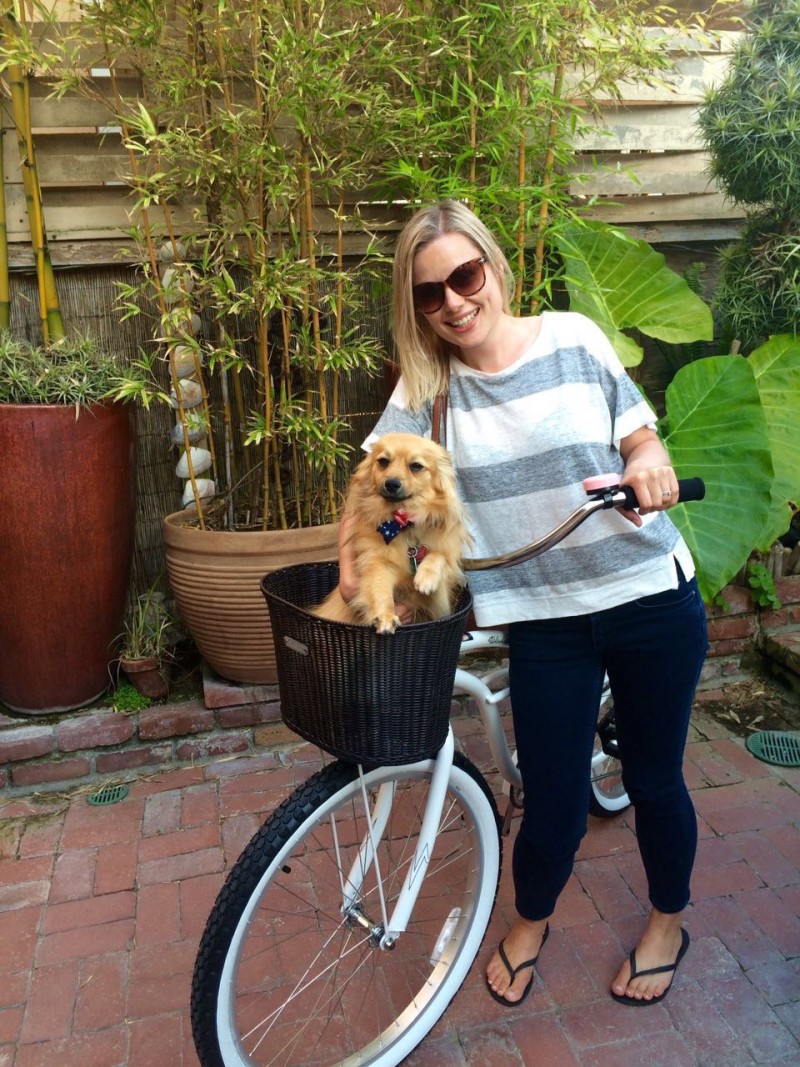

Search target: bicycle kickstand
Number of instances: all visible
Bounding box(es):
[501,784,524,836]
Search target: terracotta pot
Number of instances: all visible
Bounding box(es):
[162,514,338,684]
[120,656,170,699]
[0,402,135,714]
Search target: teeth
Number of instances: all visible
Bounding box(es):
[451,309,478,328]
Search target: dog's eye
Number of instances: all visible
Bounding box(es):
[409,462,425,473]
[376,457,391,469]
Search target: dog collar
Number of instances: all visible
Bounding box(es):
[408,544,428,574]
[377,508,414,544]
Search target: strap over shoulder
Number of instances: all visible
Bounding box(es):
[431,392,448,446]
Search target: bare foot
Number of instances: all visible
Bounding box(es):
[486,917,549,1004]
[611,910,687,1003]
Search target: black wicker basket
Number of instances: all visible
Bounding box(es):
[261,562,473,765]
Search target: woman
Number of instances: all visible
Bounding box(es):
[337,200,708,1007]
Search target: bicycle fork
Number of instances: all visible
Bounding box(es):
[339,726,456,950]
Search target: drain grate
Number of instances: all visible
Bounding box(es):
[745,730,800,767]
[87,783,130,806]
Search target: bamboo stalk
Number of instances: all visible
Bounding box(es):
[241,0,274,530]
[334,195,344,424]
[109,37,211,527]
[301,136,336,522]
[3,3,64,342]
[0,123,10,331]
[277,291,293,530]
[515,78,528,311]
[531,61,565,309]
[195,2,244,503]
[466,36,476,208]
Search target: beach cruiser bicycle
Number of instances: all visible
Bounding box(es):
[191,474,705,1067]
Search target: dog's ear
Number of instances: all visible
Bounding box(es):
[345,450,375,502]
[429,446,462,516]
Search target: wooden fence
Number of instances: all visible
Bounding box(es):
[570,31,745,243]
[2,29,745,267]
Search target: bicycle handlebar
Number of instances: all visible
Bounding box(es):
[463,476,705,572]
[616,476,706,511]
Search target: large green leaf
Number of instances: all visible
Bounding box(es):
[748,334,800,529]
[555,220,713,367]
[660,355,774,601]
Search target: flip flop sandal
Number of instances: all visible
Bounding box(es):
[611,927,690,1006]
[487,923,550,1007]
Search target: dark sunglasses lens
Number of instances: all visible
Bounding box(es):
[413,282,445,314]
[412,257,486,313]
[449,259,485,296]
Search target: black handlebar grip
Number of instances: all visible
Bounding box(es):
[676,477,706,502]
[618,477,706,510]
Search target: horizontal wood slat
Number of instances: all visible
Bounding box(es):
[570,48,732,105]
[579,191,743,225]
[575,104,707,152]
[0,29,744,254]
[570,151,716,196]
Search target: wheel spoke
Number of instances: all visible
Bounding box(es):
[192,757,501,1067]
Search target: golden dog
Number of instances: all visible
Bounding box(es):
[314,433,471,634]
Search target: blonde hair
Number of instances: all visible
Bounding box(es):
[392,200,516,411]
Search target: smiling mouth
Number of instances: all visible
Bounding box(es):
[448,308,479,328]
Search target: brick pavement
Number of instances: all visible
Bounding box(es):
[0,704,798,1067]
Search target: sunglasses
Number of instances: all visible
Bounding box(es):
[412,255,487,314]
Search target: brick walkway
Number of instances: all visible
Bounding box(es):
[1,703,799,1067]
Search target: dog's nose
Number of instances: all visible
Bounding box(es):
[383,478,404,498]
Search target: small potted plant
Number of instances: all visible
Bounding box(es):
[117,586,177,700]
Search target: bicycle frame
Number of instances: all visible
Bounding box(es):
[455,629,520,790]
[346,628,513,948]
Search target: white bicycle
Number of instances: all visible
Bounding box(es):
[191,475,704,1067]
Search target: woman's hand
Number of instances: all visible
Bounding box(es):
[618,428,678,528]
[337,510,361,602]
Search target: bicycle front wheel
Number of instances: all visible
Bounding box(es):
[191,752,501,1067]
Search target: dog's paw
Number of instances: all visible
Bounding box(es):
[413,573,439,596]
[373,613,400,635]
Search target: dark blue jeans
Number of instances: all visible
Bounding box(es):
[507,568,708,920]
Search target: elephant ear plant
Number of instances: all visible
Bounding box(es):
[555,220,800,602]
[660,334,800,602]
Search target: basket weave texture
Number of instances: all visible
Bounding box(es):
[261,562,473,765]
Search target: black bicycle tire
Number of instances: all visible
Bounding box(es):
[191,752,501,1067]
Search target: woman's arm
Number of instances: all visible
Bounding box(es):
[618,427,679,528]
[336,509,360,604]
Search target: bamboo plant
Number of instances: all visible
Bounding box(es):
[41,0,699,531]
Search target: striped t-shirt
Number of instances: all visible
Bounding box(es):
[367,310,695,626]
